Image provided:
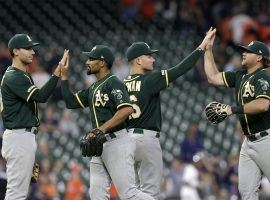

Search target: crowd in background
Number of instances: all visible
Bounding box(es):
[1,0,270,199]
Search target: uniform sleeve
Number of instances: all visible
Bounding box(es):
[61,80,89,109]
[6,74,38,102]
[222,71,237,88]
[254,74,270,100]
[167,49,203,82]
[144,70,169,95]
[108,79,132,109]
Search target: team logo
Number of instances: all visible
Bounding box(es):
[258,78,269,91]
[243,81,254,98]
[145,43,150,49]
[26,35,32,42]
[248,41,254,46]
[91,46,97,52]
[95,90,109,107]
[111,89,123,100]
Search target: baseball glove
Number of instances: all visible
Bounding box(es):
[79,128,107,157]
[204,101,229,124]
[31,163,40,183]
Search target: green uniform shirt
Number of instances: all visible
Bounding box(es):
[124,70,169,131]
[1,66,39,129]
[222,67,270,134]
[75,73,132,132]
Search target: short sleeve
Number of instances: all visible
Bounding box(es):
[108,79,132,109]
[76,89,90,108]
[222,71,237,88]
[254,74,270,100]
[145,70,169,94]
[7,74,38,102]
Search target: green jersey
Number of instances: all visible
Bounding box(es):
[124,70,169,131]
[123,49,204,132]
[1,66,39,129]
[222,67,270,134]
[62,73,132,132]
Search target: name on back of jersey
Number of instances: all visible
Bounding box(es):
[125,81,141,92]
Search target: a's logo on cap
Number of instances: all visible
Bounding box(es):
[91,46,97,52]
[101,55,104,58]
[248,41,254,46]
[26,35,32,42]
[144,43,150,49]
[259,50,262,53]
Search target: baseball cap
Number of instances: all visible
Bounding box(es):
[82,45,115,65]
[126,42,158,62]
[238,40,270,57]
[8,34,40,53]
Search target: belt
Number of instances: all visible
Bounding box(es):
[104,129,127,142]
[132,128,160,138]
[246,130,270,142]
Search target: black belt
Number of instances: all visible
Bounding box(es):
[133,128,160,138]
[246,131,269,142]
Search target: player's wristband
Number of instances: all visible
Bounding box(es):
[231,105,244,114]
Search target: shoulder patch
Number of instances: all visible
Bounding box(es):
[258,78,269,91]
[111,89,123,99]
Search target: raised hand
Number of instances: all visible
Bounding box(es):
[53,49,69,77]
[198,27,216,51]
[61,50,70,80]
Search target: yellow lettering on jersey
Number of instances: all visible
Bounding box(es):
[125,81,141,92]
[95,90,109,107]
[243,81,255,98]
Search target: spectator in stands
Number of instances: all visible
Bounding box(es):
[31,62,50,89]
[111,56,129,81]
[180,122,203,163]
[162,158,184,199]
[65,163,84,200]
[180,153,202,200]
[39,105,59,133]
[58,109,80,136]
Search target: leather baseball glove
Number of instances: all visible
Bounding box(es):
[79,128,107,157]
[31,163,40,183]
[204,101,229,124]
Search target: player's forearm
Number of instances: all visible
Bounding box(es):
[31,75,59,103]
[204,48,224,86]
[242,98,270,114]
[99,106,133,133]
[61,80,82,109]
[167,49,203,82]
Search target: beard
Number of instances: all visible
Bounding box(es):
[86,68,92,75]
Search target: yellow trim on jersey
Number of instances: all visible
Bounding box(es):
[256,95,270,100]
[222,72,229,88]
[92,75,116,128]
[27,87,38,102]
[123,75,140,82]
[24,74,33,83]
[164,70,169,87]
[117,103,133,109]
[75,93,85,108]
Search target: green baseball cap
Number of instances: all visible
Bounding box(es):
[82,45,115,65]
[238,40,269,57]
[126,42,158,62]
[8,34,40,53]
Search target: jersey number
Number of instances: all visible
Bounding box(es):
[129,95,141,119]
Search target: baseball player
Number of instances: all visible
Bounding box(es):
[123,27,216,199]
[1,34,68,200]
[204,32,270,200]
[61,45,155,200]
